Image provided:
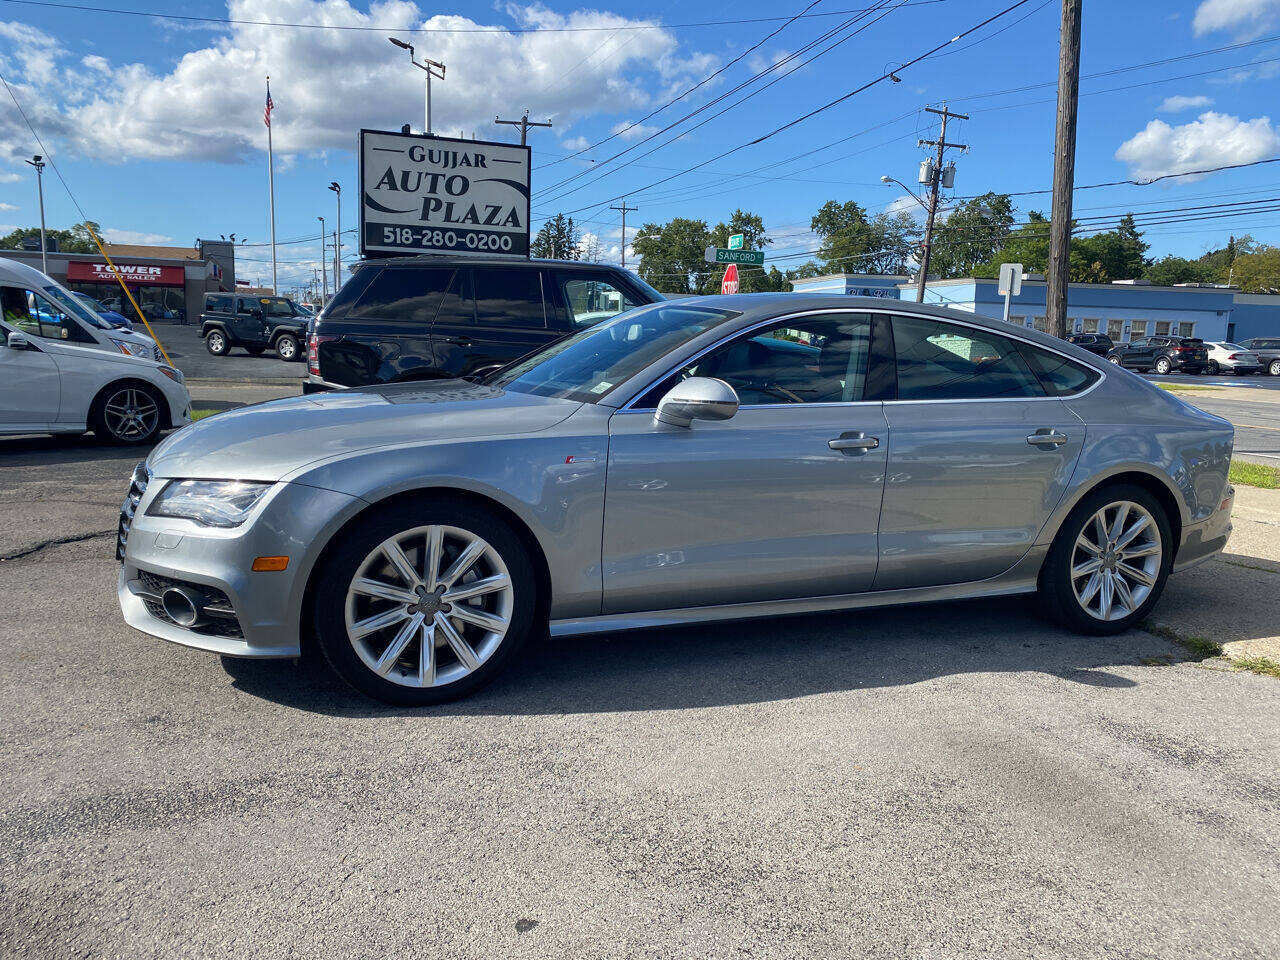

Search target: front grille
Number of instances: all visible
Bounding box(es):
[116,461,151,560]
[133,571,244,640]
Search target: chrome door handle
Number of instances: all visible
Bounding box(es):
[829,435,879,452]
[1027,430,1069,446]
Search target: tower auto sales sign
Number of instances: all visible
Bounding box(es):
[359,129,531,259]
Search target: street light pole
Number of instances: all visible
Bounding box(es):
[25,155,47,274]
[318,216,328,304]
[328,182,342,291]
[389,38,445,135]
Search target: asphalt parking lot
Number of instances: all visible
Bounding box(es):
[1,434,1278,958]
[145,319,306,383]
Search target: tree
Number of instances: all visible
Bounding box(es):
[1229,246,1280,293]
[1144,255,1217,286]
[632,217,713,294]
[530,213,580,260]
[810,200,875,273]
[864,209,919,275]
[576,232,603,263]
[974,211,1052,278]
[930,193,1015,278]
[0,220,104,254]
[707,209,773,293]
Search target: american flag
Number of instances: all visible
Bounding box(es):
[263,84,274,128]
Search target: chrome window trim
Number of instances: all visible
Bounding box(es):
[619,307,878,412]
[617,306,1107,411]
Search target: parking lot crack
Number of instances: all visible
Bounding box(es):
[0,530,115,563]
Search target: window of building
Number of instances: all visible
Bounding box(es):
[892,314,1045,401]
[473,268,546,328]
[1129,320,1147,340]
[1154,321,1171,336]
[1178,322,1196,337]
[1107,318,1124,340]
[1032,316,1047,332]
[1082,318,1100,334]
[1008,315,1025,327]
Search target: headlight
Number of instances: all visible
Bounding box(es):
[157,364,184,383]
[146,480,273,528]
[112,338,147,357]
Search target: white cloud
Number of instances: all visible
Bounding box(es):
[1193,0,1280,39]
[0,172,20,183]
[102,228,175,244]
[0,201,16,211]
[0,1,713,164]
[1114,111,1280,181]
[559,135,591,151]
[611,120,660,141]
[1158,94,1213,112]
[884,195,923,218]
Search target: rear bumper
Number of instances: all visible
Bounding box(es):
[1173,485,1233,573]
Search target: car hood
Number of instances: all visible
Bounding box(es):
[147,380,583,482]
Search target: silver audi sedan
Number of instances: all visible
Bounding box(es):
[117,295,1234,704]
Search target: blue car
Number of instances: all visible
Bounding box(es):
[71,291,133,331]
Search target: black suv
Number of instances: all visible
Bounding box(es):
[201,293,310,361]
[1105,335,1207,375]
[305,257,662,390]
[1066,333,1113,356]
[1241,337,1280,376]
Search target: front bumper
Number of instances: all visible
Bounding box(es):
[117,476,361,658]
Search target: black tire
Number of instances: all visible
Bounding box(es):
[89,382,165,446]
[1271,359,1280,377]
[1153,357,1171,375]
[205,330,230,356]
[274,333,300,362]
[1038,482,1174,636]
[1205,359,1219,375]
[312,498,538,705]
[245,345,267,356]
[1107,355,1121,365]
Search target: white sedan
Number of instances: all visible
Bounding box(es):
[1204,342,1262,376]
[1,258,190,444]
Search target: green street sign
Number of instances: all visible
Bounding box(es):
[728,233,744,250]
[704,245,764,266]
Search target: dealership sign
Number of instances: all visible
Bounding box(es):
[66,261,186,286]
[359,129,531,259]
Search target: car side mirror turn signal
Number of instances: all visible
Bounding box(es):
[655,376,739,428]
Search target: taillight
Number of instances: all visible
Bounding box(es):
[1227,354,1240,360]
[308,334,336,377]
[1175,346,1192,352]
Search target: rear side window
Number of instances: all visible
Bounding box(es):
[347,267,456,325]
[206,295,232,313]
[473,268,545,328]
[1021,344,1101,397]
[891,315,1045,401]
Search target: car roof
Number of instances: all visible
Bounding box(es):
[352,255,631,272]
[0,256,63,287]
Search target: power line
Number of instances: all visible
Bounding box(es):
[0,0,949,33]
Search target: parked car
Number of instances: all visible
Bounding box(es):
[200,293,309,361]
[1066,333,1113,356]
[1203,342,1262,375]
[1,260,190,444]
[71,291,134,331]
[117,295,1233,705]
[1240,337,1280,376]
[1105,335,1208,374]
[304,256,662,391]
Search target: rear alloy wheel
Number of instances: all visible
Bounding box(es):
[92,385,163,445]
[313,501,536,705]
[1205,359,1219,375]
[274,333,300,362]
[1039,483,1172,635]
[1154,357,1171,375]
[1108,355,1122,364]
[1271,359,1280,377]
[205,330,229,356]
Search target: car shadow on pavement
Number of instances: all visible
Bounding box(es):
[220,595,1154,718]
[0,433,162,466]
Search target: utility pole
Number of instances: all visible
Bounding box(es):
[333,229,339,292]
[329,182,342,294]
[611,199,638,270]
[318,216,328,304]
[24,155,47,274]
[494,111,553,146]
[915,104,968,303]
[1046,0,1082,339]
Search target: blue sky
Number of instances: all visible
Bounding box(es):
[2,0,1279,292]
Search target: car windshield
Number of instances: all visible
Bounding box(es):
[488,302,736,404]
[44,285,112,330]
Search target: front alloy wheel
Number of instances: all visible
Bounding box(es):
[205,331,228,356]
[1154,357,1171,375]
[314,501,536,704]
[1108,355,1121,364]
[94,386,161,444]
[1271,359,1280,377]
[1039,483,1172,635]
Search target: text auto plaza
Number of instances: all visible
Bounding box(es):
[792,274,1280,344]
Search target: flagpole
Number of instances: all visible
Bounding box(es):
[266,75,278,294]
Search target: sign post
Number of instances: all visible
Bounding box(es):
[359,129,531,259]
[998,262,1023,326]
[721,262,739,295]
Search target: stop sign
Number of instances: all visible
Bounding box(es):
[721,262,739,295]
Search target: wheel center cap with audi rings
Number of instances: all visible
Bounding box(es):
[409,586,448,616]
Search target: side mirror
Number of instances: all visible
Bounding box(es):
[7,331,29,350]
[655,376,739,428]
